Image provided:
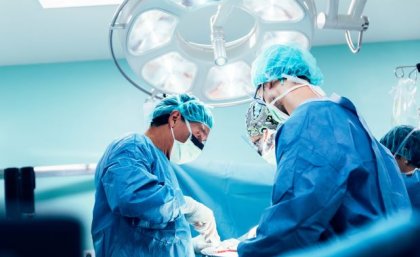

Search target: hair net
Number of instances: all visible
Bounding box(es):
[152,93,214,129]
[380,125,420,167]
[246,101,279,137]
[251,44,324,87]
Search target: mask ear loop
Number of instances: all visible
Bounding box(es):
[172,113,191,144]
[170,111,179,142]
[184,119,192,139]
[171,109,183,128]
[281,74,309,85]
[281,74,325,97]
[269,84,308,106]
[170,124,179,148]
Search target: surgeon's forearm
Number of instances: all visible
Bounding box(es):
[116,185,184,226]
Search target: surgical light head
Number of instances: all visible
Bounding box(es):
[110,0,317,107]
[251,44,324,88]
[152,93,214,129]
[211,28,227,66]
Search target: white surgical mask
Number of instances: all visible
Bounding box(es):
[170,120,204,164]
[262,147,276,166]
[254,129,277,166]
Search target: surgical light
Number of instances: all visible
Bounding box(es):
[209,3,232,66]
[211,25,227,66]
[109,0,368,107]
[205,61,253,100]
[38,0,122,8]
[142,52,197,93]
[128,10,178,55]
[172,0,220,8]
[243,0,305,22]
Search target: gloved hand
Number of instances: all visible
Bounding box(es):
[192,235,212,254]
[181,196,220,244]
[201,238,240,256]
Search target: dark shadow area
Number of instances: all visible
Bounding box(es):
[0,216,82,257]
[282,212,420,257]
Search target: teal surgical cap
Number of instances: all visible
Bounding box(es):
[251,44,324,87]
[380,125,420,168]
[152,93,214,129]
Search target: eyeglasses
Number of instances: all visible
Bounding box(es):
[253,80,281,105]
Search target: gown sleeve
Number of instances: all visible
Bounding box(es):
[238,139,348,257]
[101,142,182,228]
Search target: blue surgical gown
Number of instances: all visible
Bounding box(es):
[238,97,411,257]
[91,134,194,257]
[403,172,420,209]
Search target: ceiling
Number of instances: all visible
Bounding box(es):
[1,0,419,66]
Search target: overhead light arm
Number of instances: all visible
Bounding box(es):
[317,0,369,53]
[210,1,234,66]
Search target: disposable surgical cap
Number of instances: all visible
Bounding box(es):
[251,44,324,87]
[152,93,214,129]
[246,101,279,137]
[380,125,420,167]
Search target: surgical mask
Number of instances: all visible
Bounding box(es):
[262,147,276,166]
[253,129,277,166]
[170,120,204,164]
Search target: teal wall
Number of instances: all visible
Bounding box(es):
[312,40,420,136]
[0,40,419,250]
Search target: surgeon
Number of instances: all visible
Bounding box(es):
[380,125,420,209]
[245,101,280,165]
[91,94,220,257]
[237,44,412,257]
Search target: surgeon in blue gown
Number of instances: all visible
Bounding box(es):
[237,44,412,257]
[91,94,220,257]
[380,125,420,209]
